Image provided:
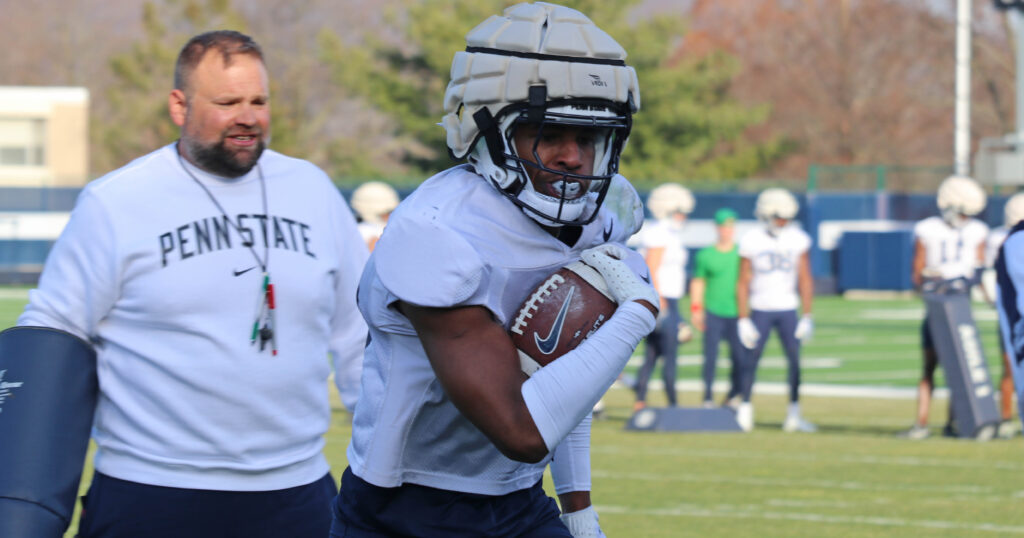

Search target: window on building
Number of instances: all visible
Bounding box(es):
[0,118,46,167]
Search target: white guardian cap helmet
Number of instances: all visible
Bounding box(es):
[647,183,695,220]
[441,2,640,226]
[351,181,400,224]
[754,188,799,235]
[1005,191,1024,228]
[937,175,986,228]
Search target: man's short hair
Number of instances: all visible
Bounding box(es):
[174,30,264,92]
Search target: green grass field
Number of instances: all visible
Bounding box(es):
[2,287,1022,537]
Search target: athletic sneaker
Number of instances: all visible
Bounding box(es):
[782,414,817,433]
[722,395,741,411]
[997,420,1020,439]
[903,424,930,440]
[736,402,753,432]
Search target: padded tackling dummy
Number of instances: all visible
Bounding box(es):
[0,326,98,537]
[625,406,743,433]
[923,284,1000,440]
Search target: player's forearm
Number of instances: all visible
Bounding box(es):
[690,279,705,308]
[736,281,750,318]
[522,301,655,451]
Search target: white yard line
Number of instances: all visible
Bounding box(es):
[591,447,1024,472]
[613,379,930,400]
[0,288,30,300]
[594,503,1024,534]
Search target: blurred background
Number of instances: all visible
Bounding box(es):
[2,0,1023,291]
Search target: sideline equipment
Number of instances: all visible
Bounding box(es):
[0,326,98,537]
[923,283,1000,439]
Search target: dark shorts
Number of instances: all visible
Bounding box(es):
[77,472,337,538]
[330,466,571,537]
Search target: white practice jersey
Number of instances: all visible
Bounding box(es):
[914,216,988,279]
[357,220,386,249]
[638,219,687,299]
[987,226,1009,268]
[19,144,368,491]
[348,164,648,495]
[738,225,811,312]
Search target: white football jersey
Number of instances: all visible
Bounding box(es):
[986,225,1009,268]
[638,219,687,299]
[348,164,648,495]
[914,216,988,279]
[357,220,385,248]
[738,225,811,312]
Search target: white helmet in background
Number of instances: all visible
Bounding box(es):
[754,188,799,235]
[351,181,400,224]
[937,175,986,228]
[647,183,695,220]
[1005,191,1024,228]
[441,2,640,226]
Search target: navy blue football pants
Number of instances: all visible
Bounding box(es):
[740,309,802,403]
[76,472,336,538]
[330,466,571,537]
[635,298,681,405]
[701,312,742,403]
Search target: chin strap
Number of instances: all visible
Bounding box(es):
[472,107,506,172]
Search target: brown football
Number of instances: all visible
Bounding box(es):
[510,260,617,376]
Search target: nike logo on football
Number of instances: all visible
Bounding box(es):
[602,222,614,241]
[233,266,256,277]
[535,286,576,355]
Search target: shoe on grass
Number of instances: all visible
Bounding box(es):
[903,424,930,440]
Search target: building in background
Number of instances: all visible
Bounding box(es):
[0,86,88,187]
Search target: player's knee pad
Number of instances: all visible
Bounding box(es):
[0,326,98,537]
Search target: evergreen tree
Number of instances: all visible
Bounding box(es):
[319,0,789,184]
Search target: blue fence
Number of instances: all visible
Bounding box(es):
[0,187,1011,291]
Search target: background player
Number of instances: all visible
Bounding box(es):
[350,180,400,252]
[691,207,743,408]
[13,30,368,537]
[905,175,988,439]
[736,188,816,433]
[633,183,694,411]
[331,4,658,537]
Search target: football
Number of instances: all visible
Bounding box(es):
[510,260,617,376]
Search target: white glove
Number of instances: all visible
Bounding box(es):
[794,315,814,341]
[738,317,760,349]
[560,506,606,538]
[581,244,659,309]
[677,321,694,343]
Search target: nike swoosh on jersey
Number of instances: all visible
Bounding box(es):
[534,286,576,355]
[603,222,614,241]
[233,266,256,277]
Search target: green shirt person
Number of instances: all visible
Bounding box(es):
[690,208,744,407]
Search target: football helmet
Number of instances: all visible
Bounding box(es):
[754,188,799,235]
[647,183,695,221]
[1005,191,1024,228]
[350,181,400,224]
[937,175,986,228]
[441,2,640,226]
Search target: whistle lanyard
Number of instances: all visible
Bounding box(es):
[176,143,278,355]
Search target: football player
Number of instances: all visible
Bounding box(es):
[350,181,400,252]
[633,183,694,411]
[983,192,1024,438]
[735,188,816,433]
[330,4,658,537]
[905,175,988,439]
